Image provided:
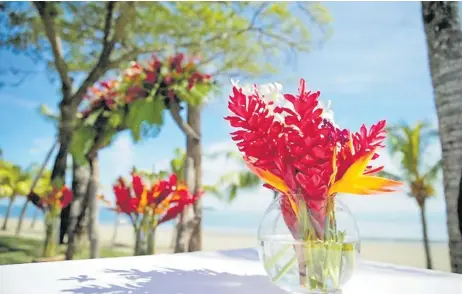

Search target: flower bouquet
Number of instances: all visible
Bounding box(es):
[225,79,401,293]
[110,171,201,255]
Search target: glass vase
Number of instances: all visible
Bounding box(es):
[257,194,360,294]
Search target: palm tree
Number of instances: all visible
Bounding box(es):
[214,151,263,203]
[421,1,462,274]
[380,122,442,269]
[15,168,53,236]
[0,161,32,230]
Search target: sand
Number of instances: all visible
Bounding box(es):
[0,218,451,272]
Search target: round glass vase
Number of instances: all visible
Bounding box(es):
[257,194,360,294]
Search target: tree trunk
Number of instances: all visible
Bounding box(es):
[66,160,90,260]
[18,140,57,236]
[15,199,29,235]
[421,2,462,273]
[419,202,433,269]
[2,195,16,230]
[187,105,202,252]
[51,98,78,247]
[174,157,195,253]
[30,207,39,229]
[87,155,100,259]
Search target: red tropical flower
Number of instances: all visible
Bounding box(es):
[39,185,73,210]
[113,177,138,215]
[111,172,201,227]
[225,79,402,237]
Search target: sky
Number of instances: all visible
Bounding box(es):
[1,2,459,223]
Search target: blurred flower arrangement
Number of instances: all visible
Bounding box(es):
[225,79,402,292]
[32,185,73,257]
[69,53,215,165]
[104,170,202,255]
[81,53,213,118]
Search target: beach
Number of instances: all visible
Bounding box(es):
[0,218,451,272]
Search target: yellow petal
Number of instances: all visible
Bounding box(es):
[329,149,403,195]
[138,189,148,213]
[244,160,289,193]
[244,160,298,215]
[329,147,338,186]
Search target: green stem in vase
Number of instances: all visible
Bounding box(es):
[264,243,292,270]
[272,254,297,283]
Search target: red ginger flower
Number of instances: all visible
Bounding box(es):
[113,177,138,215]
[225,79,402,236]
[112,172,201,225]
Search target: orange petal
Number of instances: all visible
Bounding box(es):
[138,189,148,213]
[244,159,298,215]
[329,148,403,195]
[244,160,289,193]
[329,147,338,186]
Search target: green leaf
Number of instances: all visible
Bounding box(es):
[126,98,165,142]
[109,110,124,128]
[228,184,238,202]
[0,185,14,197]
[202,184,223,200]
[83,108,103,126]
[15,180,31,195]
[39,104,59,124]
[70,126,96,165]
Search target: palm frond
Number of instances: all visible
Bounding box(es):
[202,184,224,200]
[377,170,403,182]
[422,159,443,183]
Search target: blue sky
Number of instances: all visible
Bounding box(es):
[0,2,458,220]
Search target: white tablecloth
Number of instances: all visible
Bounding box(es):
[1,248,461,294]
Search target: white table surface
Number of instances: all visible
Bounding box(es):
[1,248,461,294]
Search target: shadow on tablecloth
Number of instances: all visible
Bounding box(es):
[60,267,286,294]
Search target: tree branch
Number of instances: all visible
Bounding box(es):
[169,101,200,140]
[102,2,115,46]
[71,2,133,107]
[34,2,72,98]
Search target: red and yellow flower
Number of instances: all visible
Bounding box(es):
[82,53,214,118]
[111,171,201,226]
[38,185,73,213]
[225,79,402,238]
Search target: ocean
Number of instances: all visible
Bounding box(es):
[0,204,449,243]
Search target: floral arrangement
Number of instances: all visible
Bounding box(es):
[225,79,401,291]
[108,171,202,255]
[82,53,213,118]
[70,53,214,164]
[32,185,73,257]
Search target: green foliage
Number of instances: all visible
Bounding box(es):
[0,235,129,265]
[2,2,331,81]
[218,170,261,203]
[70,126,96,165]
[170,148,186,181]
[38,104,59,125]
[0,161,33,198]
[206,150,263,203]
[384,122,442,201]
[125,98,164,142]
